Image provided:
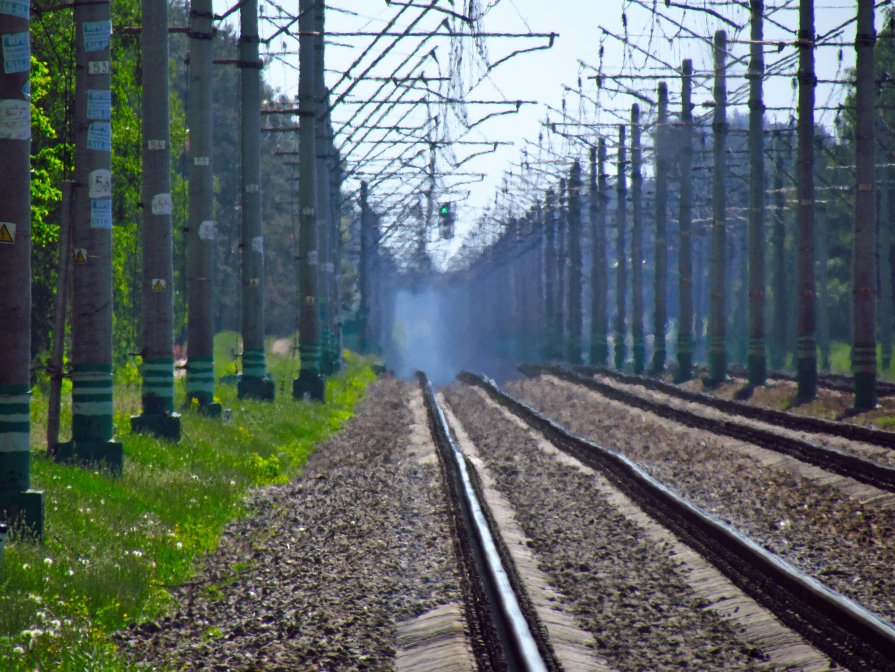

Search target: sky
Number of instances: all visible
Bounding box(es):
[211,0,865,260]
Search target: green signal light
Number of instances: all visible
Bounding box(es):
[439,204,450,215]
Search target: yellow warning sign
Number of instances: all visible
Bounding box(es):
[151,279,167,292]
[73,248,88,264]
[0,222,15,244]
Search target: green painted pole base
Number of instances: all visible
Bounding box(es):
[55,440,123,475]
[589,341,608,368]
[705,350,727,388]
[237,375,275,401]
[614,340,626,371]
[130,412,182,441]
[633,339,645,375]
[293,371,325,402]
[0,490,44,541]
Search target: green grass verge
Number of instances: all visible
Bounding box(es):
[0,334,376,671]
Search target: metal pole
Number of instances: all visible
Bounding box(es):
[57,0,123,471]
[237,0,274,400]
[748,0,767,386]
[614,123,628,371]
[651,83,668,375]
[796,0,818,401]
[132,0,182,439]
[817,199,831,372]
[708,30,728,386]
[882,135,894,371]
[359,181,371,352]
[0,8,43,533]
[185,0,222,415]
[631,104,645,374]
[294,0,325,400]
[853,0,877,408]
[675,59,694,382]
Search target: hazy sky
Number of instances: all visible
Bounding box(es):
[213,1,865,253]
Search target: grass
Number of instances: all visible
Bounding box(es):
[0,334,376,671]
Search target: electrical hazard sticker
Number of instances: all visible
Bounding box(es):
[251,236,263,254]
[248,278,260,288]
[0,222,15,244]
[73,248,88,264]
[151,279,167,292]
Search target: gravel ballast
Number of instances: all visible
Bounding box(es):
[443,383,784,672]
[117,378,463,671]
[508,374,895,625]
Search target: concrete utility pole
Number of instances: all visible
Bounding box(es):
[57,0,123,471]
[590,140,609,366]
[615,123,628,371]
[567,160,583,364]
[707,30,728,386]
[747,0,767,387]
[796,0,817,401]
[237,0,274,400]
[185,0,222,415]
[770,132,788,370]
[131,0,182,439]
[294,0,325,400]
[543,187,560,359]
[881,139,893,371]
[631,104,644,374]
[817,199,831,371]
[558,177,568,348]
[853,0,877,408]
[0,8,43,534]
[676,59,694,382]
[358,181,372,352]
[317,2,340,375]
[651,83,669,375]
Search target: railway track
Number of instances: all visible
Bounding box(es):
[417,372,553,671]
[458,371,895,671]
[521,365,895,493]
[726,365,895,398]
[577,365,895,450]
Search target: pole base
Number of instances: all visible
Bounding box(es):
[293,371,325,402]
[55,439,124,475]
[130,412,182,441]
[853,370,877,411]
[237,375,275,401]
[0,489,44,540]
[747,354,767,387]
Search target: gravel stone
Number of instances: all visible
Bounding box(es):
[508,374,895,625]
[444,384,774,672]
[116,378,461,671]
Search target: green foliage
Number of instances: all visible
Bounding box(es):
[0,339,376,670]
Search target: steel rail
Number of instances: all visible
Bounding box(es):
[459,371,895,672]
[417,373,550,672]
[522,365,895,494]
[580,366,895,450]
[728,365,895,398]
